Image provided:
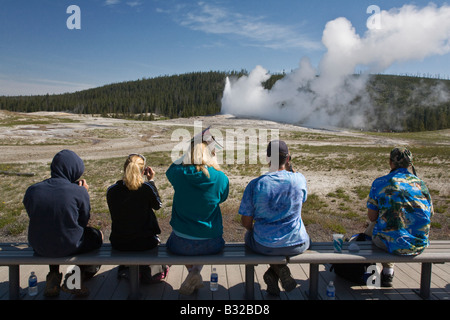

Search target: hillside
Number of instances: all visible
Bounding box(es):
[0,71,449,132]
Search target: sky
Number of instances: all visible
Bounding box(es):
[1,0,449,96]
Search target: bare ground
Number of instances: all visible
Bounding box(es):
[0,110,448,243]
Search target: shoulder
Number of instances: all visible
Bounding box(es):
[107,180,124,193]
[209,166,228,180]
[290,171,307,184]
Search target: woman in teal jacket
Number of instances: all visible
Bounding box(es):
[166,140,229,295]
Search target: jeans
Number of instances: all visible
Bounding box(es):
[244,230,310,256]
[166,232,225,256]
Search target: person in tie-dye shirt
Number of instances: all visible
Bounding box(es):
[239,140,310,296]
[366,147,433,286]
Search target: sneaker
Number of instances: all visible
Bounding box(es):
[272,265,297,292]
[44,272,62,297]
[179,270,204,295]
[263,268,280,296]
[381,272,394,287]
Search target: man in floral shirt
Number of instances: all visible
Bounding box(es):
[366,147,434,286]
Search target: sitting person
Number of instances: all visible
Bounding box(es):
[23,149,103,297]
[365,147,434,286]
[107,153,168,283]
[166,138,229,295]
[239,140,310,296]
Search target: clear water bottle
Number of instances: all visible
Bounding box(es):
[326,281,335,300]
[210,267,218,291]
[28,271,38,296]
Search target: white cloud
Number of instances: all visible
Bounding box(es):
[169,2,321,50]
[127,1,143,8]
[104,0,121,6]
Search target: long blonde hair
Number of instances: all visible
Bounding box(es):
[123,154,145,191]
[183,141,221,179]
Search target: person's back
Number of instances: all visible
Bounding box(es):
[368,167,433,255]
[165,139,229,296]
[240,170,308,248]
[107,154,162,251]
[365,147,433,287]
[166,162,228,239]
[23,149,90,257]
[23,149,103,297]
[239,140,310,296]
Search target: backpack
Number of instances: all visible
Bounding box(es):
[329,233,375,285]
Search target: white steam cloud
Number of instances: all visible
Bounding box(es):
[221,4,450,129]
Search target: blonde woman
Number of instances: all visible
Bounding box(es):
[107,154,167,283]
[166,141,229,295]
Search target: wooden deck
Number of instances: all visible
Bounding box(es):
[1,262,448,301]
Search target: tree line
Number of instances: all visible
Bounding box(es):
[0,71,449,132]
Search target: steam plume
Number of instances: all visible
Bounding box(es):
[221,4,450,129]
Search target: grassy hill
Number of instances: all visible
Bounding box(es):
[1,71,449,132]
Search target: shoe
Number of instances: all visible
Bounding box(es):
[44,272,62,297]
[61,273,90,297]
[141,265,170,284]
[140,265,153,285]
[179,270,204,295]
[117,265,129,280]
[381,272,394,287]
[272,265,297,292]
[81,265,101,280]
[263,268,280,296]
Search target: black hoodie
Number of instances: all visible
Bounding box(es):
[23,150,90,257]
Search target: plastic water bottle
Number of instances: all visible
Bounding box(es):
[210,267,218,291]
[28,271,38,296]
[326,281,335,300]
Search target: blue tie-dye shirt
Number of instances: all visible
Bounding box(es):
[239,171,309,248]
[367,168,434,255]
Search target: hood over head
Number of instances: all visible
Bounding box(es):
[50,149,85,182]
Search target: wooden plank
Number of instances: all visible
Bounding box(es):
[226,264,245,300]
[161,264,184,300]
[91,265,121,300]
[0,262,448,300]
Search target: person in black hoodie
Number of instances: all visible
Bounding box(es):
[107,153,167,283]
[23,149,103,297]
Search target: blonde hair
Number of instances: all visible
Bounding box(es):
[183,141,221,179]
[123,155,145,191]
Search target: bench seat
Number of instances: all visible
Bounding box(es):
[289,240,450,300]
[0,243,285,300]
[1,241,448,300]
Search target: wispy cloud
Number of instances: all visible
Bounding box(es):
[0,75,94,96]
[104,0,121,6]
[163,2,321,50]
[104,0,143,8]
[127,1,143,8]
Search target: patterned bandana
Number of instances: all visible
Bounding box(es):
[390,147,413,168]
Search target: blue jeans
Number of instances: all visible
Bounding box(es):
[245,230,310,256]
[166,232,225,256]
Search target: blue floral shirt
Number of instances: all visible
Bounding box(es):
[367,168,434,255]
[239,171,309,248]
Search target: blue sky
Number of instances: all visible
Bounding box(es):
[1,0,449,95]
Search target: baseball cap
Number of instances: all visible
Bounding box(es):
[267,140,289,158]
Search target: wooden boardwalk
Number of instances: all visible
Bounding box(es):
[1,262,449,301]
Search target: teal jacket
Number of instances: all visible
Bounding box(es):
[166,163,229,239]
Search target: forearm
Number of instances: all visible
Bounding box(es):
[241,215,254,231]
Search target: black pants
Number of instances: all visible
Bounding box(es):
[50,227,103,276]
